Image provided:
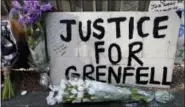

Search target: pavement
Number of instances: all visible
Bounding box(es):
[1,66,184,107]
[1,89,184,107]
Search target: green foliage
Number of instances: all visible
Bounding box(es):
[131,88,150,103]
[2,76,15,100]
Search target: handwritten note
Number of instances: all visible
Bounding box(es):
[149,1,185,65]
[149,1,184,11]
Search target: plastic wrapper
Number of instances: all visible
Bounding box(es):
[1,36,18,67]
[25,25,49,73]
[45,78,168,106]
[131,88,154,103]
[155,91,174,104]
[8,0,51,73]
[46,78,131,105]
[1,21,18,67]
[39,73,51,88]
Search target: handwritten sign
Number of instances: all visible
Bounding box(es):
[149,1,185,65]
[148,0,184,11]
[45,12,180,88]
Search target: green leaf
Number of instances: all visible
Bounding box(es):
[131,88,150,103]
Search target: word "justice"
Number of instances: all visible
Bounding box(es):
[59,16,168,42]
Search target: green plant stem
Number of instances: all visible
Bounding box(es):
[2,79,8,100]
[2,73,15,100]
[8,76,14,99]
[8,77,11,99]
[35,21,44,38]
[10,80,15,96]
[2,79,6,99]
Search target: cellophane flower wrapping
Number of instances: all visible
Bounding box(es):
[25,23,49,72]
[46,78,175,106]
[9,0,53,72]
[46,78,131,105]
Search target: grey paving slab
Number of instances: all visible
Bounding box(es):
[1,90,184,107]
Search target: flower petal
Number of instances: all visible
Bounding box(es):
[77,92,84,99]
[77,86,84,92]
[60,79,66,90]
[55,94,63,103]
[12,1,22,9]
[40,3,52,11]
[88,88,95,95]
[10,8,19,14]
[71,89,78,95]
[46,97,57,105]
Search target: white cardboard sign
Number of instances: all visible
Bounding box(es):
[45,12,180,88]
[149,1,185,65]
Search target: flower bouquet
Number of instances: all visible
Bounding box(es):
[46,78,131,105]
[46,78,174,106]
[1,21,18,100]
[9,0,52,73]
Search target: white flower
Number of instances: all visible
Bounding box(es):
[90,96,96,100]
[35,28,40,31]
[72,99,81,103]
[69,80,77,86]
[60,80,66,90]
[74,78,78,81]
[48,91,54,98]
[49,85,60,91]
[118,88,131,95]
[49,85,54,90]
[138,90,149,96]
[77,92,84,99]
[69,95,75,98]
[77,86,84,92]
[84,80,91,88]
[104,96,110,99]
[46,95,57,105]
[76,79,84,85]
[88,88,95,95]
[46,92,54,101]
[47,98,57,105]
[55,94,63,103]
[58,89,64,94]
[71,89,78,95]
[82,98,90,102]
[46,87,64,105]
[53,86,60,91]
